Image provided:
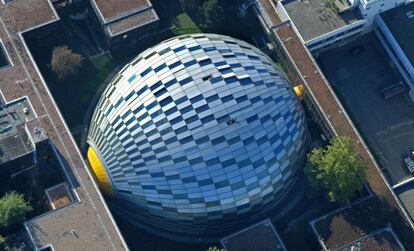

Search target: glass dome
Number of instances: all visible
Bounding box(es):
[87,34,307,238]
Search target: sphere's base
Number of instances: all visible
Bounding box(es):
[106,173,306,244]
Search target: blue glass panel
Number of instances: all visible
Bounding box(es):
[169,61,181,69]
[173,45,186,52]
[128,74,137,83]
[154,63,167,72]
[140,67,153,77]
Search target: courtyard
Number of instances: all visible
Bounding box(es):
[317,33,414,185]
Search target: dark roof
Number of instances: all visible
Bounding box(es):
[255,0,414,249]
[91,0,159,37]
[0,0,127,249]
[380,2,414,67]
[311,197,409,250]
[336,227,405,251]
[0,97,35,165]
[221,219,286,251]
[92,0,150,21]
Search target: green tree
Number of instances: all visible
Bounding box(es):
[0,191,32,229]
[0,235,22,251]
[199,0,224,27]
[306,136,367,203]
[51,45,84,80]
[206,247,224,251]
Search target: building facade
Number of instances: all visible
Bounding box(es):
[89,0,159,50]
[87,34,308,239]
[275,0,409,53]
[374,1,414,100]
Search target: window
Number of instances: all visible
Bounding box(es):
[173,45,186,52]
[198,58,212,66]
[154,63,166,72]
[158,47,171,55]
[140,67,153,77]
[188,45,201,51]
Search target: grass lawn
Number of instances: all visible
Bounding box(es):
[171,13,201,35]
[76,53,119,112]
[51,53,125,128]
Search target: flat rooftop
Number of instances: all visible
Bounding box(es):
[395,180,414,223]
[0,97,35,165]
[107,7,158,37]
[221,219,286,251]
[283,0,362,41]
[311,198,409,250]
[255,0,414,249]
[381,1,414,66]
[92,0,150,21]
[335,227,405,251]
[91,0,159,37]
[0,0,127,249]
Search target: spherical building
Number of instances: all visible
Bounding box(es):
[87,34,307,239]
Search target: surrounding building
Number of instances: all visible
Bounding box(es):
[375,1,414,99]
[0,0,127,250]
[275,0,408,52]
[311,214,406,251]
[87,33,308,240]
[3,0,413,249]
[89,0,160,49]
[254,0,414,249]
[0,97,37,171]
[221,219,287,251]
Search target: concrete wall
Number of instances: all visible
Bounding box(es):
[306,19,366,52]
[108,19,160,50]
[277,0,410,53]
[275,1,290,22]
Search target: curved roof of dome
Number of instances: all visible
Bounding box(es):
[87,34,307,236]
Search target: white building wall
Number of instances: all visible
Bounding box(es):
[306,19,366,52]
[358,0,406,25]
[374,14,414,100]
[277,0,410,53]
[276,1,367,52]
[275,0,290,22]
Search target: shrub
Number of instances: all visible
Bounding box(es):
[0,191,32,229]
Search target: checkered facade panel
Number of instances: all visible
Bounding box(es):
[88,34,307,236]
